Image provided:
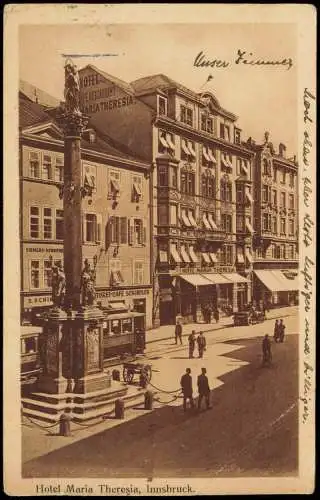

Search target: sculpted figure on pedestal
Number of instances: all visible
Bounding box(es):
[81,259,97,307]
[51,262,66,308]
[64,59,81,115]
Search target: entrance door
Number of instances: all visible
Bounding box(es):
[133,299,146,314]
[159,299,174,325]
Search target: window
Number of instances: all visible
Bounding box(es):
[280,169,286,184]
[289,194,294,210]
[234,128,241,144]
[225,182,232,202]
[289,173,294,188]
[236,185,244,203]
[221,245,233,265]
[201,114,213,133]
[43,208,52,239]
[158,96,167,116]
[180,105,193,126]
[263,213,271,231]
[221,214,232,233]
[280,218,286,235]
[158,205,169,226]
[84,213,102,243]
[280,244,286,259]
[180,170,195,195]
[109,170,121,197]
[55,156,64,182]
[262,184,271,203]
[108,216,127,244]
[272,189,277,206]
[289,219,295,235]
[110,260,123,287]
[158,165,168,186]
[128,218,146,246]
[43,260,52,288]
[201,174,215,198]
[30,261,40,289]
[170,204,178,226]
[273,167,277,182]
[171,166,178,188]
[55,209,64,240]
[236,214,244,232]
[83,164,97,192]
[220,123,230,141]
[272,216,277,234]
[280,192,286,208]
[220,180,232,202]
[30,206,40,238]
[288,245,295,259]
[132,174,143,202]
[29,151,40,178]
[134,261,144,285]
[42,155,52,180]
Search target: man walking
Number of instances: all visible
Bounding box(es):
[175,319,183,345]
[279,319,286,343]
[180,368,194,412]
[197,368,211,410]
[188,330,196,359]
[197,331,206,358]
[262,334,272,366]
[273,319,280,342]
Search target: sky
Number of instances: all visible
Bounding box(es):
[19,23,297,154]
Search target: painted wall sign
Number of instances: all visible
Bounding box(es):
[25,247,63,253]
[96,288,150,299]
[23,295,53,307]
[83,95,135,114]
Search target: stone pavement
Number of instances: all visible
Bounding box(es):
[145,305,298,347]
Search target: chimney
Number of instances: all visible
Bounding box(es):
[279,143,286,157]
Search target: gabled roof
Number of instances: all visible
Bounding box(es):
[80,65,135,95]
[19,79,61,108]
[19,92,53,128]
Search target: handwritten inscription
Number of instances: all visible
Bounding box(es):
[300,87,315,425]
[194,50,293,71]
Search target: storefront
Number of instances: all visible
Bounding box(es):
[254,270,299,307]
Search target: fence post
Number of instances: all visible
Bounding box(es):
[144,391,153,410]
[115,399,125,419]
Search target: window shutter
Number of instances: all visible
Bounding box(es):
[82,214,87,243]
[120,217,127,244]
[128,218,134,245]
[142,222,147,246]
[116,217,120,244]
[96,214,102,243]
[106,217,113,248]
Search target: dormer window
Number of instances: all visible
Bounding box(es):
[201,114,213,133]
[158,96,167,116]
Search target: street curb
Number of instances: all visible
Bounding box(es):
[146,311,296,346]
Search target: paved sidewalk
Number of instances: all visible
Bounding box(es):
[145,305,298,345]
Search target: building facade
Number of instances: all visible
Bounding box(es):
[19,90,153,329]
[249,133,299,307]
[78,67,256,326]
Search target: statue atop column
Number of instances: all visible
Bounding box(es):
[51,261,66,308]
[80,259,97,307]
[64,59,81,115]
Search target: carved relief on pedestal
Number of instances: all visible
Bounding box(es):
[86,326,100,372]
[46,330,58,375]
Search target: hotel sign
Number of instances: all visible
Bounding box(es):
[79,72,135,114]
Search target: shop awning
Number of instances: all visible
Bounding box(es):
[188,210,197,228]
[202,273,232,285]
[208,213,218,230]
[209,252,218,263]
[254,270,287,292]
[166,134,175,150]
[202,213,211,230]
[180,274,213,287]
[189,246,198,263]
[270,270,299,291]
[202,252,211,264]
[180,245,191,263]
[245,190,254,204]
[223,273,248,283]
[181,209,192,227]
[170,244,181,263]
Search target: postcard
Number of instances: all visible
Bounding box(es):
[4,3,316,496]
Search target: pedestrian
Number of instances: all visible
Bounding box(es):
[279,319,286,343]
[214,308,219,323]
[197,368,211,410]
[262,334,272,366]
[175,319,183,345]
[197,331,206,358]
[207,305,212,324]
[188,330,196,359]
[180,368,195,412]
[273,319,280,343]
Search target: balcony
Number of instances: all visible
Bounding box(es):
[197,227,226,242]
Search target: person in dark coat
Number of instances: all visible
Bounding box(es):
[262,334,272,365]
[274,320,280,342]
[279,319,286,343]
[180,368,194,412]
[197,331,206,358]
[213,308,219,323]
[188,330,196,359]
[175,320,183,345]
[197,368,211,410]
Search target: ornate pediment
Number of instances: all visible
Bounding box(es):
[22,121,63,140]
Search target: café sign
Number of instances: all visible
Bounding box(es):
[96,288,150,299]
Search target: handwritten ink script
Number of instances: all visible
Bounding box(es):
[300,88,316,425]
[194,50,293,71]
